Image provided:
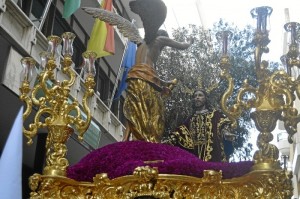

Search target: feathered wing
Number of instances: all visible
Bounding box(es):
[82,7,143,44]
[129,0,167,44]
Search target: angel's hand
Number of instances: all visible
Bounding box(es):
[161,79,177,97]
[167,78,178,90]
[161,78,177,89]
[161,87,172,97]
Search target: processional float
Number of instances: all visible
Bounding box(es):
[19,5,299,199]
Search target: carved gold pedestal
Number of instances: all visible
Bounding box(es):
[29,166,293,199]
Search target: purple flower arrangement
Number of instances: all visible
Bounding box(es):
[67,141,254,182]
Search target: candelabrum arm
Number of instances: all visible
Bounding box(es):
[220,63,261,129]
[74,76,95,141]
[220,71,241,128]
[281,107,300,143]
[35,108,54,128]
[61,56,76,88]
[20,81,31,119]
[31,84,47,108]
[20,84,53,145]
[236,80,259,110]
[254,45,262,73]
[268,70,300,143]
[253,33,270,80]
[269,71,295,109]
[64,102,81,125]
[23,107,53,145]
[296,76,300,99]
[20,81,36,145]
[279,71,300,143]
[40,69,58,96]
[39,59,63,99]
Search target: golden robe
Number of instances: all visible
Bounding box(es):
[124,63,164,143]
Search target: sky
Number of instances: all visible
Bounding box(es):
[163,0,300,29]
[162,0,300,63]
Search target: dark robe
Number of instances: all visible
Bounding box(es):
[163,109,234,162]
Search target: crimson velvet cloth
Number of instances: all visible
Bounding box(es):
[67,141,253,182]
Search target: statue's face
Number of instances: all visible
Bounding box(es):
[193,90,206,108]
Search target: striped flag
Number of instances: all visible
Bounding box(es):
[87,0,115,58]
[114,41,137,99]
[0,107,23,199]
[63,0,81,18]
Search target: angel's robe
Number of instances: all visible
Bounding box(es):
[123,63,165,143]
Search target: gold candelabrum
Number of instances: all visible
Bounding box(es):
[217,6,300,170]
[19,32,96,176]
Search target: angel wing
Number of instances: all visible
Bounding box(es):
[82,7,143,44]
[129,0,167,44]
[84,0,167,45]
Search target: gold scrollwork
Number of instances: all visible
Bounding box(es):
[20,34,96,177]
[28,166,293,199]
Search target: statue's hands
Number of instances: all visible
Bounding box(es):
[222,125,236,142]
[161,87,172,97]
[161,79,178,97]
[166,78,178,90]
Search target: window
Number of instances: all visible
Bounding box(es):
[96,66,109,104]
[119,97,126,125]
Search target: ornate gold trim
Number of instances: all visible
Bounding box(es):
[29,166,293,199]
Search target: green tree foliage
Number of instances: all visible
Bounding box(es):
[156,20,279,160]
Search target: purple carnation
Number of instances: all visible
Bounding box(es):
[67,141,253,181]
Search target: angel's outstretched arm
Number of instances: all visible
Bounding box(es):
[157,36,194,50]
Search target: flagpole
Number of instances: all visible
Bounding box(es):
[38,0,53,30]
[108,19,136,109]
[108,40,129,109]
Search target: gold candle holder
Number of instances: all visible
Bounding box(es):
[217,6,299,174]
[20,32,96,176]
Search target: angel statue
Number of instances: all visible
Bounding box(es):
[83,0,193,143]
